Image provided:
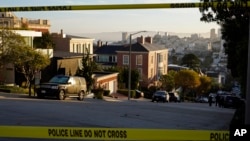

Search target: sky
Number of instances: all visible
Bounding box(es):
[0,0,220,35]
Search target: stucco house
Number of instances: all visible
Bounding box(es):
[51,30,94,55]
[48,31,119,94]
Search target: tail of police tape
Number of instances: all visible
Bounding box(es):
[0,1,250,12]
[0,126,230,141]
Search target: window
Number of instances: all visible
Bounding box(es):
[136,55,143,65]
[123,55,129,65]
[78,44,81,53]
[151,68,153,78]
[158,54,163,62]
[113,56,116,62]
[137,68,142,80]
[72,44,75,53]
[76,44,79,53]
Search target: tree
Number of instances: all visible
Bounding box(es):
[159,70,177,91]
[76,50,99,92]
[33,32,55,49]
[0,29,25,66]
[181,53,201,72]
[1,29,50,96]
[175,70,201,100]
[104,66,140,89]
[15,47,50,96]
[196,75,212,96]
[199,0,249,97]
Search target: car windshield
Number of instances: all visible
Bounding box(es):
[156,91,166,95]
[49,75,69,84]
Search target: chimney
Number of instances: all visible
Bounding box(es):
[60,29,63,38]
[97,40,103,47]
[145,36,152,44]
[137,36,145,44]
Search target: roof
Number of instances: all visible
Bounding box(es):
[94,45,124,54]
[66,34,94,39]
[53,51,94,58]
[118,42,167,52]
[95,42,167,55]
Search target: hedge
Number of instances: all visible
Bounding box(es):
[91,88,104,99]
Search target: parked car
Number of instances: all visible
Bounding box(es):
[223,95,242,108]
[36,75,87,100]
[135,89,144,98]
[152,90,168,103]
[168,92,181,102]
[195,96,209,103]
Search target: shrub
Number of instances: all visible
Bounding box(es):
[92,88,104,99]
[103,90,110,96]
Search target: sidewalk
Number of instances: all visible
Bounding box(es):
[103,93,150,102]
[0,92,150,102]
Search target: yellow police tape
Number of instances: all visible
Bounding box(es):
[0,126,230,141]
[0,1,249,12]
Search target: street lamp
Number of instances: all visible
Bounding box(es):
[128,31,147,100]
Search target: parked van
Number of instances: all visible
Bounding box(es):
[168,92,181,102]
[36,75,87,100]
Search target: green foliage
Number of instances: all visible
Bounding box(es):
[0,29,50,96]
[175,70,201,99]
[0,85,33,94]
[76,50,99,92]
[159,70,177,91]
[0,29,26,66]
[33,32,55,49]
[117,89,135,98]
[175,70,201,89]
[196,75,212,96]
[105,66,140,89]
[181,53,201,72]
[92,88,104,99]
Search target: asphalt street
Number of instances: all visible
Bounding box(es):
[0,92,235,140]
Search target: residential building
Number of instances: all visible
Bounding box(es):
[116,36,168,87]
[0,12,50,33]
[52,30,94,55]
[93,72,119,94]
[0,30,42,85]
[43,56,119,94]
[94,41,124,67]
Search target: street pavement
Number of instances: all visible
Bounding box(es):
[0,92,235,141]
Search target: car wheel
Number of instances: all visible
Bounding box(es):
[78,91,84,101]
[37,93,44,99]
[58,90,65,100]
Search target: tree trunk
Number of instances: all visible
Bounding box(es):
[28,83,32,97]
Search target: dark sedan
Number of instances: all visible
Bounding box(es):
[223,95,242,108]
[152,91,168,103]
